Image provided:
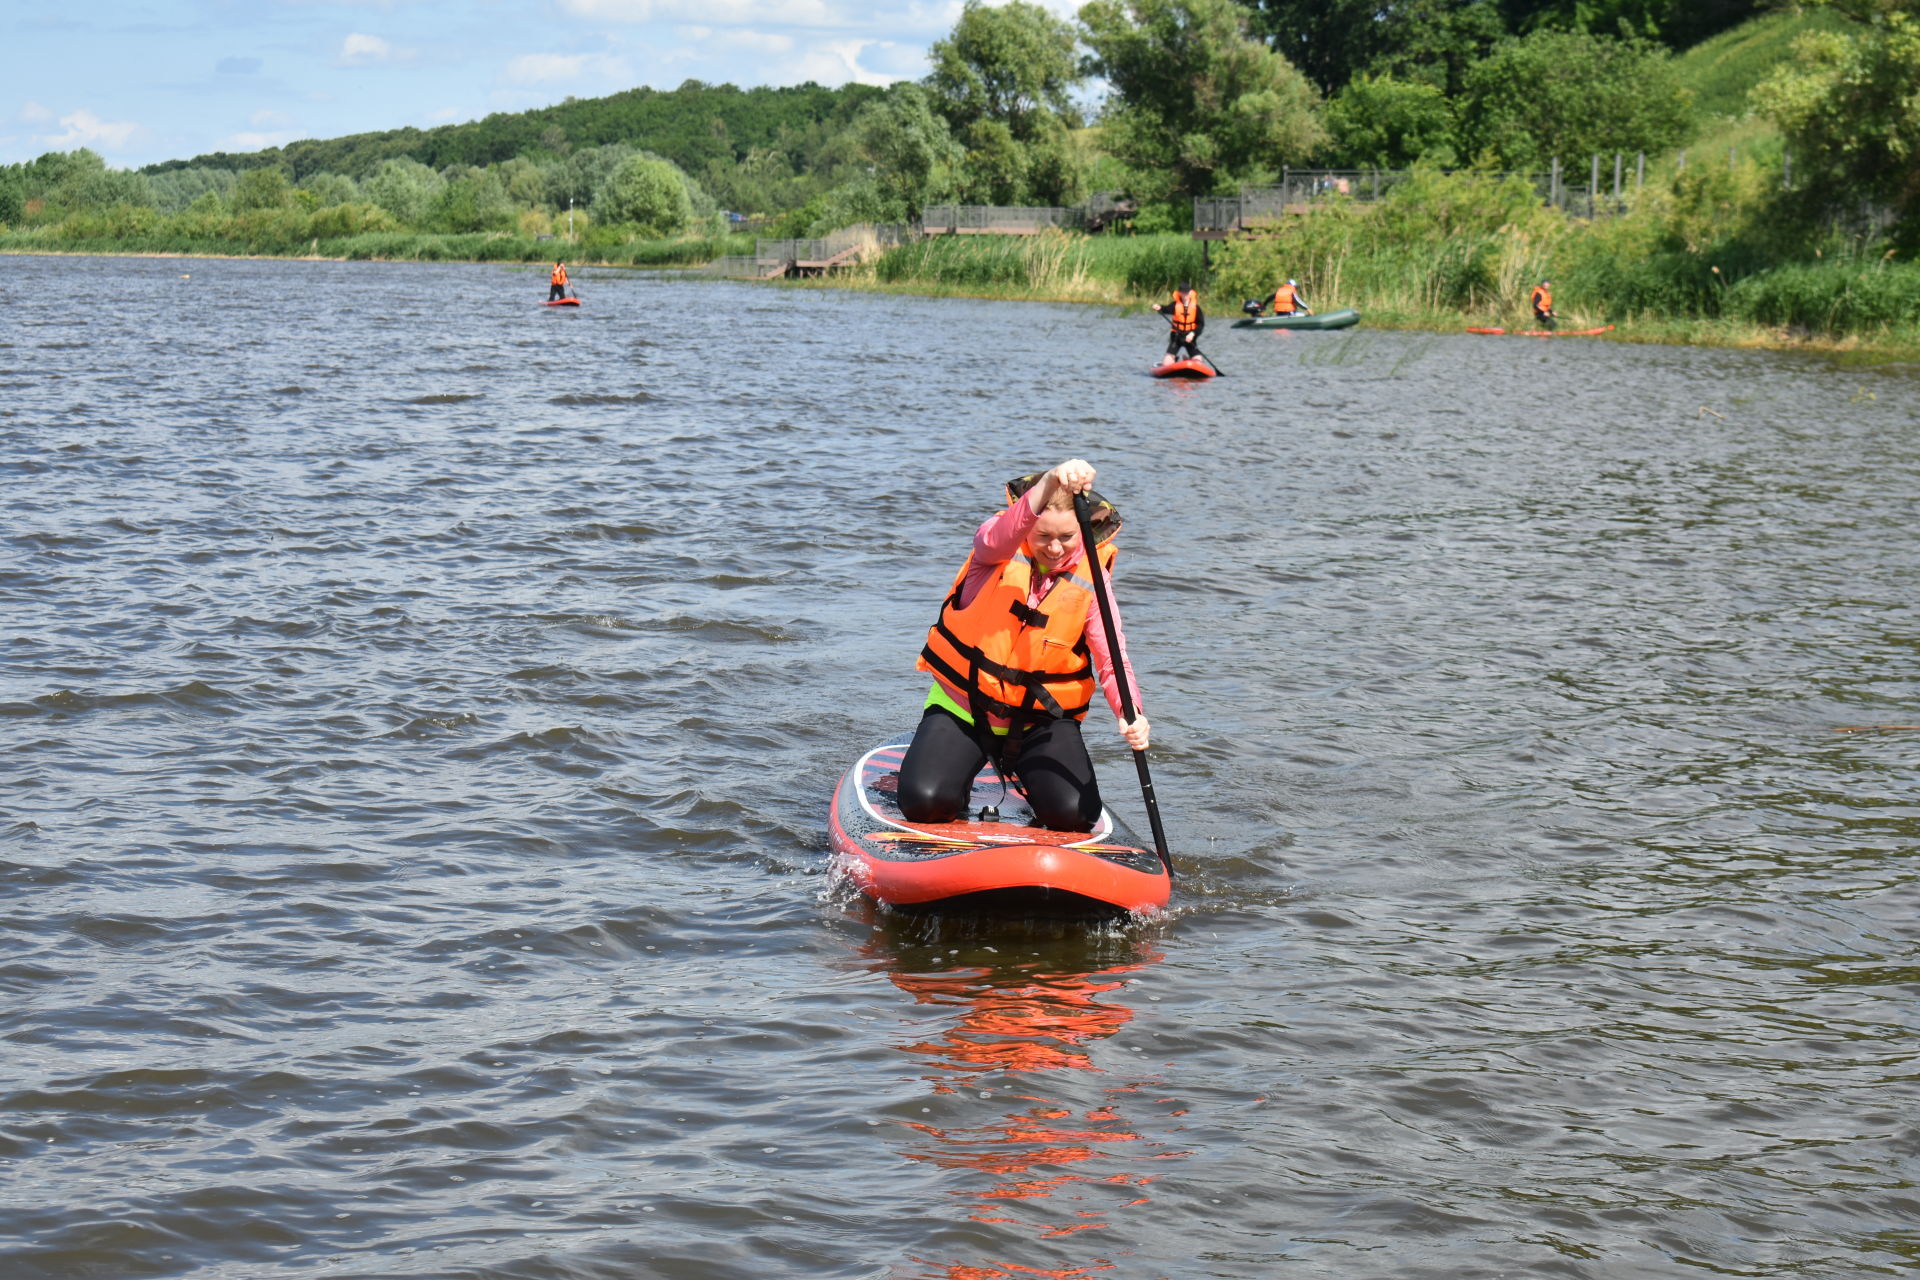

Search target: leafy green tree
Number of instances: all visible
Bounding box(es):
[1081,0,1326,199]
[929,0,1084,134]
[1752,5,1920,236]
[56,168,154,213]
[229,166,294,211]
[1371,0,1509,95]
[150,166,238,213]
[853,83,959,218]
[1454,29,1692,168]
[0,169,24,224]
[1323,74,1457,167]
[363,157,445,225]
[432,166,514,232]
[595,154,696,234]
[298,172,359,208]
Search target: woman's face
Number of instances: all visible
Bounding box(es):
[1027,507,1081,571]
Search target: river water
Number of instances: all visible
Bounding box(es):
[2,253,1917,1279]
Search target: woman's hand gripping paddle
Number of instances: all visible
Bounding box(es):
[1072,491,1173,880]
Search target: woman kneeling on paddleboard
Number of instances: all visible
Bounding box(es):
[899,458,1150,832]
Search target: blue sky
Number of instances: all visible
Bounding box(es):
[2,0,1080,170]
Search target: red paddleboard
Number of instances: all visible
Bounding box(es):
[1468,324,1613,338]
[544,297,581,307]
[828,741,1170,917]
[1151,358,1214,379]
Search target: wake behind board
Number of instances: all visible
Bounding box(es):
[828,742,1170,918]
[1150,359,1214,380]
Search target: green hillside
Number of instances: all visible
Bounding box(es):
[1671,5,1847,131]
[144,80,884,182]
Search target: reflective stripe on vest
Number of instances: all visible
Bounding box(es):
[917,541,1119,726]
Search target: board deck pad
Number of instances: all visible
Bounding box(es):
[828,742,1169,914]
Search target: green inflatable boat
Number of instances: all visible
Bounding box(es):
[1231,308,1362,331]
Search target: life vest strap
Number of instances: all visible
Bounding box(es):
[918,639,1093,721]
[1008,599,1048,628]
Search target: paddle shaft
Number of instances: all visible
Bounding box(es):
[1071,491,1173,879]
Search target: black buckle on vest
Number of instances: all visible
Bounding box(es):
[1008,600,1047,628]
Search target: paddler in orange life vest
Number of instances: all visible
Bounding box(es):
[548,261,569,301]
[1151,281,1204,365]
[1530,278,1555,330]
[899,458,1149,833]
[1270,278,1310,316]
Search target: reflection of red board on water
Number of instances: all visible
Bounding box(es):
[1467,324,1613,338]
[828,742,1170,917]
[1149,358,1214,379]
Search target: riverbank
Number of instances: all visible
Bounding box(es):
[0,226,748,268]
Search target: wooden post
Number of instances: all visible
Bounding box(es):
[1589,155,1599,217]
[1613,153,1622,204]
[1371,168,1379,200]
[1551,156,1560,208]
[1636,152,1645,189]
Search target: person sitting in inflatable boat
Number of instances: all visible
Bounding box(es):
[898,458,1150,833]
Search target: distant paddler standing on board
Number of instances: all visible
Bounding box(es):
[549,261,570,302]
[1530,279,1555,331]
[1152,282,1204,366]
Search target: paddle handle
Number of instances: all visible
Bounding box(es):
[1072,491,1173,879]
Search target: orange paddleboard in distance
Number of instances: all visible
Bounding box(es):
[827,741,1170,918]
[544,297,581,307]
[1150,358,1214,379]
[1468,324,1613,338]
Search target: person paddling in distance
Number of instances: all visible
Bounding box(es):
[1530,278,1555,330]
[1152,282,1204,366]
[548,261,570,301]
[899,459,1150,833]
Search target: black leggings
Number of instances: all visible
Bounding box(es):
[549,283,567,300]
[897,705,1103,832]
[1166,330,1199,358]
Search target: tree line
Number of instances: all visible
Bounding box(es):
[1,0,1912,249]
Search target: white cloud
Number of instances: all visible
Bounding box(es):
[791,38,903,87]
[504,52,634,85]
[20,100,55,123]
[43,108,145,151]
[340,32,394,63]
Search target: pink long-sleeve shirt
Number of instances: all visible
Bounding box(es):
[927,497,1143,727]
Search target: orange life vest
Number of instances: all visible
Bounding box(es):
[918,539,1120,728]
[1531,284,1551,312]
[1169,290,1197,333]
[552,264,568,286]
[1272,283,1297,313]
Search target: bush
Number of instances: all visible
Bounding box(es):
[1726,260,1920,334]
